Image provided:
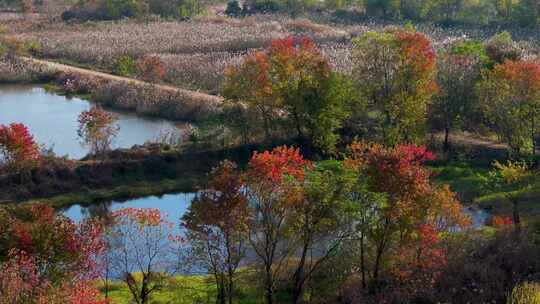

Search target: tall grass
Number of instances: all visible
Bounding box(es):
[507,282,540,304]
[0,56,55,82]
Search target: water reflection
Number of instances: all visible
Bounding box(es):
[63,193,196,230]
[466,207,491,228]
[0,84,183,159]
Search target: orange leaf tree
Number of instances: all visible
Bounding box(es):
[244,146,312,304]
[477,60,540,155]
[223,37,352,153]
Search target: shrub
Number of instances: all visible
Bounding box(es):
[0,123,41,174]
[62,0,202,21]
[57,72,101,94]
[244,0,281,14]
[225,0,242,17]
[113,55,137,76]
[22,39,42,57]
[484,32,522,65]
[136,55,165,82]
[507,282,540,304]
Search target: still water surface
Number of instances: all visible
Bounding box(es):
[62,193,491,231]
[0,84,181,159]
[63,193,195,227]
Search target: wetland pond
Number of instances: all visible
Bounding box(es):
[0,84,183,159]
[62,193,491,232]
[63,193,195,227]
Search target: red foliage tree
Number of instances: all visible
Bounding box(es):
[248,145,311,183]
[245,146,312,304]
[0,123,40,173]
[490,215,514,228]
[0,204,106,303]
[345,142,469,295]
[391,223,448,298]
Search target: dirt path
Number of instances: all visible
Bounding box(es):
[433,132,508,154]
[24,57,224,103]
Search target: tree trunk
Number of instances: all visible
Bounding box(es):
[265,265,274,304]
[531,114,536,155]
[360,233,367,290]
[512,198,521,232]
[293,109,304,140]
[372,233,387,290]
[292,242,310,304]
[227,271,234,304]
[443,127,450,152]
[140,275,149,304]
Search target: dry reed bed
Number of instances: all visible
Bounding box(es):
[16,17,349,92]
[0,57,55,83]
[17,17,540,93]
[55,71,223,122]
[20,17,348,66]
[27,20,281,66]
[157,42,353,93]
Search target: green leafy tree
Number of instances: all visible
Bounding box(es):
[483,160,533,230]
[352,30,437,146]
[182,160,248,304]
[431,43,482,151]
[365,0,400,18]
[512,0,539,27]
[289,161,359,303]
[484,32,522,66]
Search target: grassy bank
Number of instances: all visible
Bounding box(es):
[431,161,540,221]
[24,177,199,209]
[0,143,260,205]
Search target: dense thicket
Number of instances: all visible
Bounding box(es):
[227,0,540,27]
[61,0,203,21]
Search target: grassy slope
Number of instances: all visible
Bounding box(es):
[431,162,540,221]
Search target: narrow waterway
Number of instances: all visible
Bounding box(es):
[0,84,183,159]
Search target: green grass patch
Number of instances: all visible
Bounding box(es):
[98,275,218,304]
[430,161,540,222]
[96,272,265,304]
[430,162,490,203]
